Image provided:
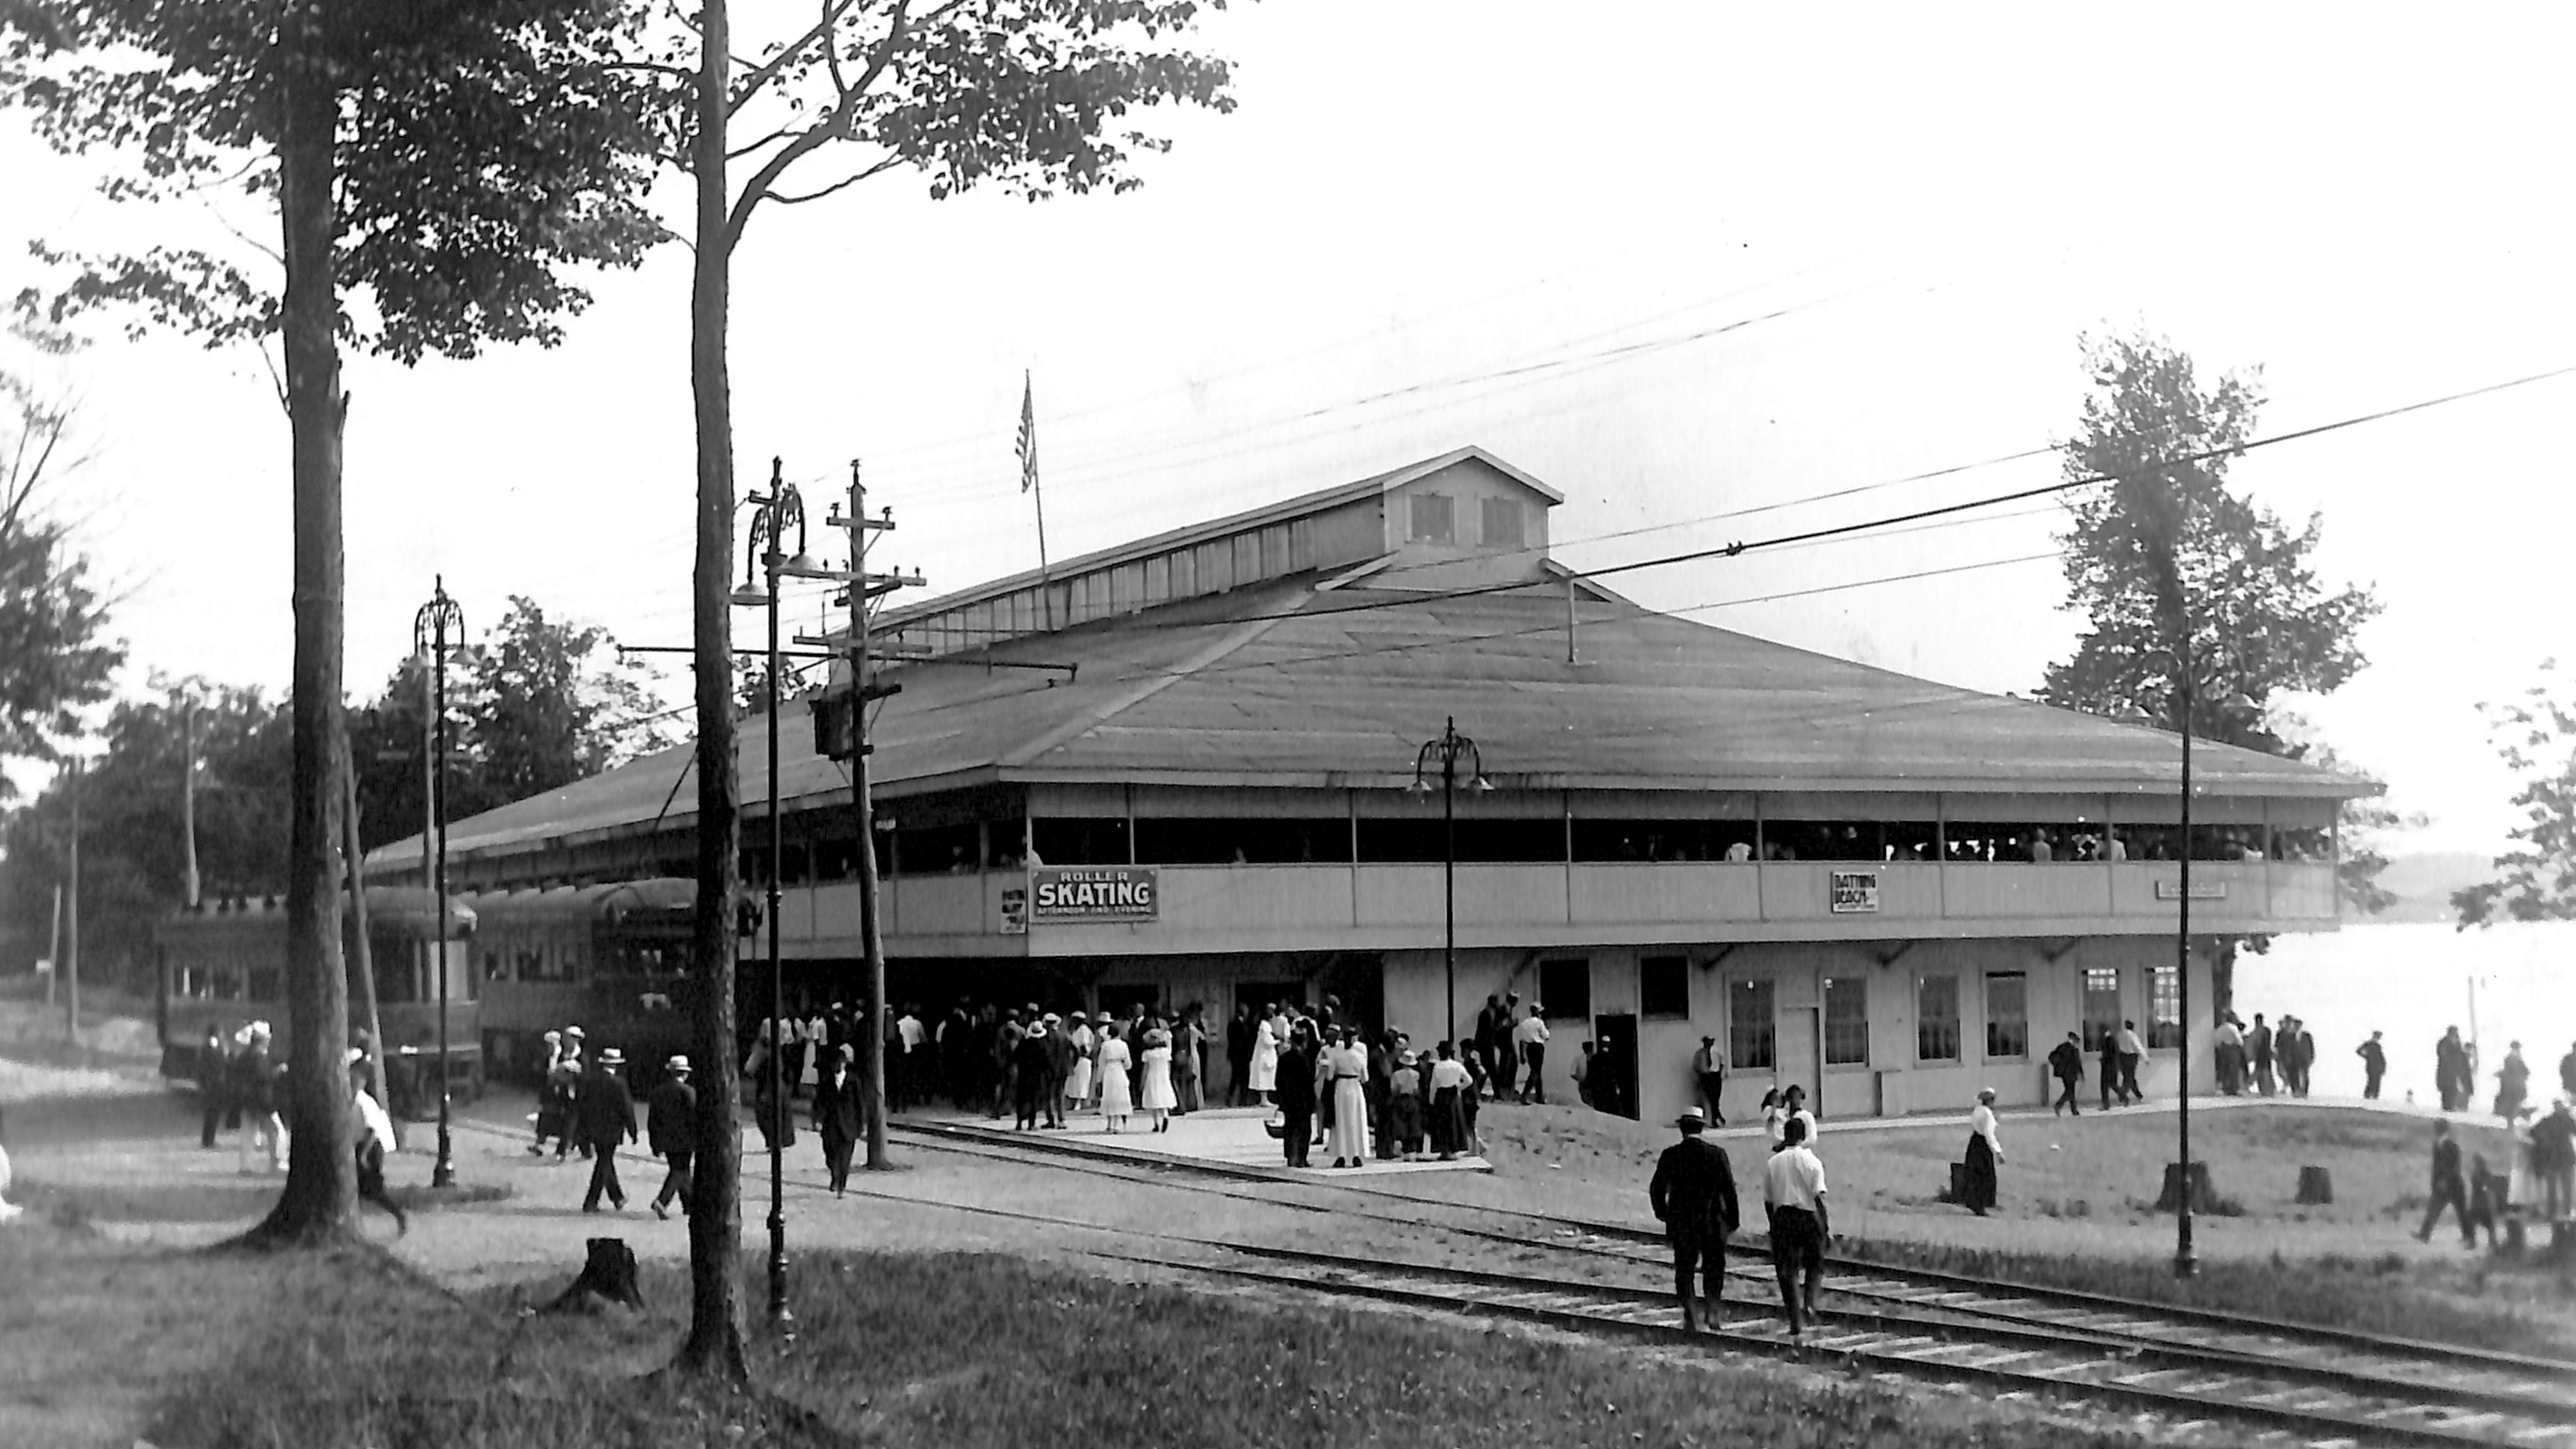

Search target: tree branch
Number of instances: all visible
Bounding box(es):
[726,124,797,160]
[762,153,902,205]
[724,0,911,251]
[726,0,863,119]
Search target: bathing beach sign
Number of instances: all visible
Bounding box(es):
[1030,866,1161,922]
[1829,870,1880,914]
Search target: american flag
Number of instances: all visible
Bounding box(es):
[1016,371,1039,495]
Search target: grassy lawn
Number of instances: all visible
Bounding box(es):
[0,1215,2191,1449]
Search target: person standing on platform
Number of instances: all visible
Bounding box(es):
[2116,1020,2146,1104]
[1648,1106,1739,1332]
[1692,1036,1727,1124]
[1172,1007,1204,1117]
[2414,1118,2475,1245]
[1275,1024,1317,1168]
[1474,995,1505,1091]
[2357,1031,2388,1101]
[1762,1115,1830,1338]
[2047,1032,2085,1116]
[1389,1050,1426,1160]
[1960,1087,2003,1216]
[1514,1005,1550,1105]
[1064,1012,1095,1119]
[2250,1015,2278,1097]
[1012,1022,1054,1132]
[1428,1040,1472,1161]
[2212,1015,2245,1095]
[1250,1006,1281,1105]
[1096,1023,1134,1134]
[816,1046,867,1195]
[1137,1026,1178,1134]
[1039,1014,1072,1129]
[578,1048,638,1213]
[1323,1028,1369,1168]
[1226,1004,1254,1107]
[647,1056,697,1220]
[1495,992,1524,1100]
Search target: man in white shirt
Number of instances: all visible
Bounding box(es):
[2115,1020,2146,1104]
[348,1051,407,1236]
[1762,1116,1829,1336]
[1779,1083,1818,1147]
[1513,1006,1552,1104]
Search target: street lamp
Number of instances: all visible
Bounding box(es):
[1410,718,1492,1048]
[734,459,826,1336]
[2144,639,2256,1283]
[412,578,464,1190]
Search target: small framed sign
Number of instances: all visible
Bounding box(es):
[1829,870,1880,914]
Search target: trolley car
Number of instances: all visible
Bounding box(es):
[156,887,484,1116]
[462,878,700,1086]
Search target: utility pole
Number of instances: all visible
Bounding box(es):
[811,458,921,1169]
[181,698,202,910]
[44,883,60,1010]
[66,757,81,1044]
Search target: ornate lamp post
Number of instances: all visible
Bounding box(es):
[411,578,463,1189]
[1410,718,1491,1048]
[734,459,825,1335]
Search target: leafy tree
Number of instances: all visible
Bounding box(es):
[2,0,663,1247]
[2454,658,2576,926]
[640,0,1243,1378]
[2269,712,2423,917]
[0,682,292,987]
[470,595,673,803]
[0,349,122,798]
[2037,329,2385,1009]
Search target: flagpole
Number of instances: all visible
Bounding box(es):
[1021,369,1053,633]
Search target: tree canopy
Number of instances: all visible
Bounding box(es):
[2039,329,2381,755]
[2453,658,2576,927]
[0,351,121,798]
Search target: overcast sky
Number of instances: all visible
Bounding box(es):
[5,2,2571,856]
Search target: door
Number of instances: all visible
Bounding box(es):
[1592,1012,1640,1119]
[1776,1006,1822,1118]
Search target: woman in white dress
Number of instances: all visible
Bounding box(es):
[1323,1028,1369,1168]
[1249,1010,1281,1102]
[1064,1015,1095,1115]
[1096,1024,1135,1132]
[1138,1028,1178,1133]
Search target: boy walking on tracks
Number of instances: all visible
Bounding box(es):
[1763,1115,1830,1338]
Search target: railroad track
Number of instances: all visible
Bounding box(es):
[892,1118,2576,1445]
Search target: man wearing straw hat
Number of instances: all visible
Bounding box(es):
[1649,1106,1739,1331]
[578,1047,638,1213]
[646,1056,698,1220]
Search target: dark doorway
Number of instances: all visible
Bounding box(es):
[1314,954,1384,1036]
[1592,1012,1640,1120]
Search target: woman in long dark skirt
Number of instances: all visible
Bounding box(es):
[1427,1040,1471,1161]
[1961,1087,2003,1215]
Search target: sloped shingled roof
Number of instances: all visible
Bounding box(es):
[369,570,2374,872]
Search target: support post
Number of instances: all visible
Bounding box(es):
[2174,640,2197,1280]
[66,758,81,1044]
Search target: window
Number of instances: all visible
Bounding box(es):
[2148,963,2181,1049]
[1916,974,1960,1062]
[1358,816,1561,863]
[1823,975,1869,1065]
[1728,978,1775,1071]
[1480,497,1523,548]
[1569,818,1756,862]
[2081,966,2123,1051]
[1540,958,1591,1020]
[1031,816,1132,867]
[1408,493,1454,543]
[895,823,981,877]
[1640,955,1689,1018]
[1138,818,1350,865]
[1984,972,2028,1059]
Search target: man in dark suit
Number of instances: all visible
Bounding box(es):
[579,1048,639,1213]
[646,1055,697,1220]
[1648,1106,1740,1331]
[2046,1031,2085,1116]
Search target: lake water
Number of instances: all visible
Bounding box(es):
[2238,920,2575,1107]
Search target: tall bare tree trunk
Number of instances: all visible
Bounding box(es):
[674,0,749,1380]
[248,0,356,1245]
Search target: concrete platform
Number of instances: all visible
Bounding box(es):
[906,1105,1492,1177]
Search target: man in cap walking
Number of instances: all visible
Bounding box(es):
[647,1055,697,1220]
[1648,1106,1740,1330]
[1513,1003,1550,1104]
[579,1048,638,1213]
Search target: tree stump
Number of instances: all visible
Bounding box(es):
[1942,1161,1968,1204]
[2153,1161,2218,1214]
[2294,1165,2333,1205]
[543,1237,643,1314]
